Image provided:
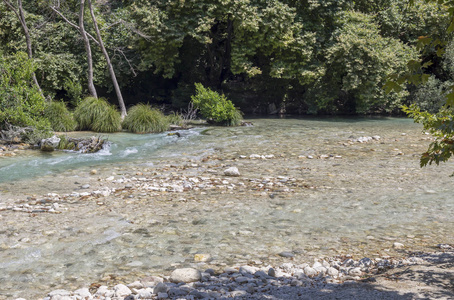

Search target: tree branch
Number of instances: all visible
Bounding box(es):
[50,6,100,46]
[104,19,151,41]
[113,47,137,77]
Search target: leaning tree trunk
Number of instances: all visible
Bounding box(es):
[79,0,97,98]
[3,0,44,99]
[87,0,127,118]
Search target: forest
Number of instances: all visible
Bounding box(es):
[1,0,454,137]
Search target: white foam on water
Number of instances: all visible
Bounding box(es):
[120,147,139,157]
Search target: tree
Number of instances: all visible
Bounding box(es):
[87,0,126,118]
[0,52,51,141]
[2,0,44,98]
[307,11,417,114]
[50,0,127,117]
[79,0,97,97]
[396,0,454,169]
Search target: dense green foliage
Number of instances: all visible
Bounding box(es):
[403,105,454,167]
[1,0,454,135]
[191,83,242,126]
[122,104,169,133]
[395,0,454,169]
[74,97,121,133]
[44,101,77,132]
[0,52,52,141]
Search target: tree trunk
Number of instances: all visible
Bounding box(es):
[3,0,44,99]
[87,0,127,119]
[79,0,97,98]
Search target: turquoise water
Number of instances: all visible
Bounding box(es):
[1,117,454,299]
[0,129,202,184]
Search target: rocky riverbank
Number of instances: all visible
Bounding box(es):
[29,247,454,299]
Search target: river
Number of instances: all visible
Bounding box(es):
[0,117,453,299]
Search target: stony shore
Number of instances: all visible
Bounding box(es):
[20,248,454,299]
[1,122,454,299]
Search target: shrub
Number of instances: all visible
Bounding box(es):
[74,97,121,132]
[122,104,169,133]
[191,83,243,126]
[92,104,122,133]
[44,101,77,132]
[0,52,52,135]
[411,76,452,113]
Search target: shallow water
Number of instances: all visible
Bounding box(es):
[1,117,453,299]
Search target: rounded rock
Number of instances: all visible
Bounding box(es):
[170,268,202,283]
[113,284,131,296]
[153,282,168,294]
[327,267,339,277]
[224,167,240,177]
[393,242,405,249]
[303,266,318,277]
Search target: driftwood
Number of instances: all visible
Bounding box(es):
[0,123,34,143]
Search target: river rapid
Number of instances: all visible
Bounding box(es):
[0,117,453,299]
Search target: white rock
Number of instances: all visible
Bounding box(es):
[127,281,143,289]
[349,267,362,276]
[224,167,240,177]
[170,268,202,283]
[137,288,153,298]
[48,290,71,297]
[239,265,258,275]
[327,267,339,277]
[113,284,131,296]
[106,176,115,181]
[393,242,405,249]
[304,266,317,277]
[74,288,92,298]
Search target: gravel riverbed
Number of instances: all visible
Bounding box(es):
[1,118,454,299]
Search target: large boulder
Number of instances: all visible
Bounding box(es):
[40,135,61,151]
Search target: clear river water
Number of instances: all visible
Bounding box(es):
[0,117,453,299]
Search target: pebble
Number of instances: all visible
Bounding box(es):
[224,167,240,176]
[304,266,317,277]
[154,282,169,294]
[279,251,295,258]
[35,250,451,300]
[81,184,90,189]
[157,292,169,299]
[170,268,202,283]
[194,253,211,262]
[327,267,339,277]
[393,242,405,249]
[113,284,131,296]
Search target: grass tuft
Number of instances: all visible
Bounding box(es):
[122,104,169,133]
[166,112,184,127]
[43,101,77,132]
[74,97,121,132]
